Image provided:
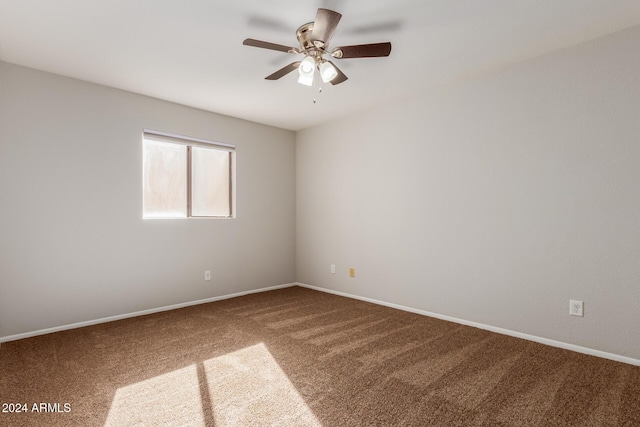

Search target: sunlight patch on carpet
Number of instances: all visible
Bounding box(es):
[104,343,319,426]
[203,342,321,426]
[104,364,205,426]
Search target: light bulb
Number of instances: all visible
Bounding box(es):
[300,58,315,73]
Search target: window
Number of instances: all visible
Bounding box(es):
[142,130,235,218]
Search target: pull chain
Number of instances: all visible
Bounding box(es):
[313,83,323,104]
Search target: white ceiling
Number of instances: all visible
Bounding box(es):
[1,1,640,131]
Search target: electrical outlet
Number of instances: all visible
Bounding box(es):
[331,264,336,274]
[569,300,583,317]
[204,270,211,281]
[349,268,355,278]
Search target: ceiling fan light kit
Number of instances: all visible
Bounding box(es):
[243,8,392,88]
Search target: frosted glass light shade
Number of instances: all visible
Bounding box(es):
[298,56,316,86]
[297,74,314,86]
[319,61,338,83]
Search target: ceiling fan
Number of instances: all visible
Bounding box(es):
[243,8,392,86]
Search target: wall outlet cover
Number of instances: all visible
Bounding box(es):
[569,300,583,317]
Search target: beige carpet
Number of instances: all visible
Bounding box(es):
[1,286,639,426]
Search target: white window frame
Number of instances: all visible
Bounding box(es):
[142,129,236,219]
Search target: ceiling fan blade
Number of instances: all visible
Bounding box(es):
[243,38,296,53]
[265,62,301,80]
[328,61,348,85]
[332,42,392,58]
[311,8,342,47]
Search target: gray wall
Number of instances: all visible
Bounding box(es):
[2,26,639,362]
[296,26,640,360]
[0,61,296,338]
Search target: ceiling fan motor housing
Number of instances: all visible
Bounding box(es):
[296,23,319,53]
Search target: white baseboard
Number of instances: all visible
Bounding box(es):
[5,282,639,367]
[0,283,297,343]
[296,283,640,367]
